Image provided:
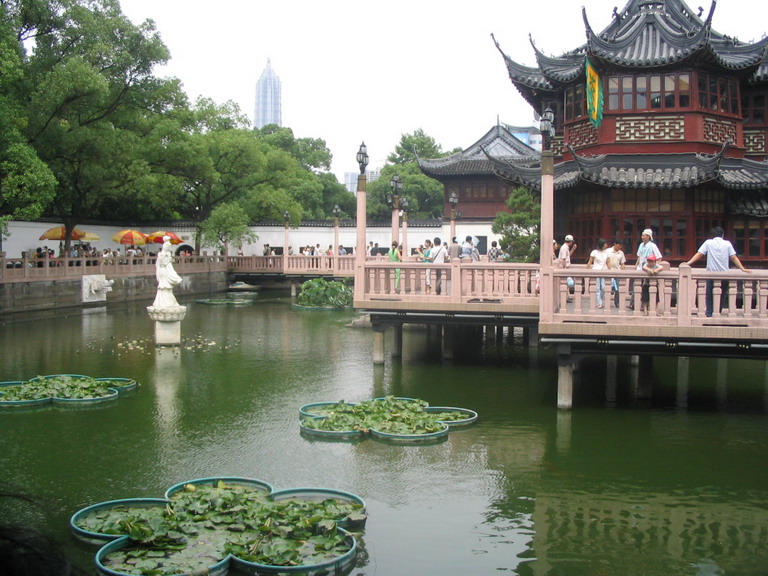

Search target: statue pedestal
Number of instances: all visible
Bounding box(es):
[147,306,187,346]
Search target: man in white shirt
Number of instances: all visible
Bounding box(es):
[686,226,750,317]
[430,237,447,294]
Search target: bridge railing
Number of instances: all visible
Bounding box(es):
[548,265,768,325]
[1,253,227,281]
[355,259,540,308]
[354,259,768,326]
[226,254,356,276]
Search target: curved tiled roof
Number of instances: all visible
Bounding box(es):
[487,145,768,195]
[418,124,538,178]
[494,0,768,95]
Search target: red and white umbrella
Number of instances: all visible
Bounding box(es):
[145,231,183,245]
[112,229,148,245]
[39,225,87,241]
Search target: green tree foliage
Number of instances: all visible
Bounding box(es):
[255,125,332,173]
[199,202,256,253]
[15,0,180,249]
[297,278,353,308]
[0,2,57,239]
[367,130,447,219]
[367,162,444,220]
[491,186,541,262]
[387,128,442,165]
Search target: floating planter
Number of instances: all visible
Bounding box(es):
[299,419,365,441]
[299,400,358,419]
[71,477,366,576]
[0,374,138,409]
[269,488,367,529]
[298,395,476,444]
[424,406,479,427]
[164,476,274,500]
[196,298,251,306]
[0,380,51,407]
[70,498,172,545]
[95,378,138,393]
[369,422,449,444]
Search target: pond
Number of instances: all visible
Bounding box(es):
[1,293,767,575]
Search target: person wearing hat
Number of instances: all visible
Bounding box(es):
[558,235,578,302]
[627,228,662,310]
[640,252,664,315]
[557,235,577,268]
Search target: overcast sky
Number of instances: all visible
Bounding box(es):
[119,0,766,182]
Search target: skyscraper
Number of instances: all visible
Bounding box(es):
[253,59,281,129]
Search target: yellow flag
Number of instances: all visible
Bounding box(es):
[585,58,603,128]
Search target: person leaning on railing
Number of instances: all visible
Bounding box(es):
[685,226,751,317]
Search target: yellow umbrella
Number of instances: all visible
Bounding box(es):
[80,231,101,242]
[112,229,147,245]
[39,225,87,241]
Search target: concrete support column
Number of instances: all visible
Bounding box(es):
[442,325,455,360]
[676,356,690,409]
[527,324,539,348]
[392,325,403,358]
[290,282,297,298]
[557,344,574,410]
[637,355,653,399]
[605,355,618,405]
[372,326,386,365]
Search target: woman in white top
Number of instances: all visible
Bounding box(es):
[587,238,610,309]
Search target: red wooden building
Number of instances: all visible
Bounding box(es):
[427,0,768,264]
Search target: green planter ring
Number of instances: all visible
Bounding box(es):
[52,388,118,405]
[164,476,274,501]
[270,487,367,529]
[369,422,450,444]
[0,380,52,407]
[299,419,365,441]
[95,378,138,393]
[299,400,358,419]
[70,497,170,545]
[95,535,229,576]
[228,527,358,575]
[424,406,479,427]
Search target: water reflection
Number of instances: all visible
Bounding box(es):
[0,297,766,575]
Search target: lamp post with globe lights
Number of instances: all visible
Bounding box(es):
[538,106,556,321]
[355,142,369,277]
[449,191,459,243]
[387,174,402,245]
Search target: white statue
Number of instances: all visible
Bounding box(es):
[152,237,183,307]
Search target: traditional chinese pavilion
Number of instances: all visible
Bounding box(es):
[429,0,768,264]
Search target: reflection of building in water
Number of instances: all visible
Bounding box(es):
[528,490,767,575]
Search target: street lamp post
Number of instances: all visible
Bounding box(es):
[355,142,369,282]
[283,210,290,262]
[332,204,341,259]
[400,196,409,259]
[388,174,402,245]
[449,191,459,243]
[539,106,556,322]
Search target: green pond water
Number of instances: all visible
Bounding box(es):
[1,293,767,575]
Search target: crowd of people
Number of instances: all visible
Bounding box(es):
[556,226,750,315]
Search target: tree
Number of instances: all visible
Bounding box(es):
[491,186,541,262]
[199,202,256,253]
[16,0,179,251]
[387,128,443,165]
[0,2,57,241]
[366,162,444,220]
[255,125,332,173]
